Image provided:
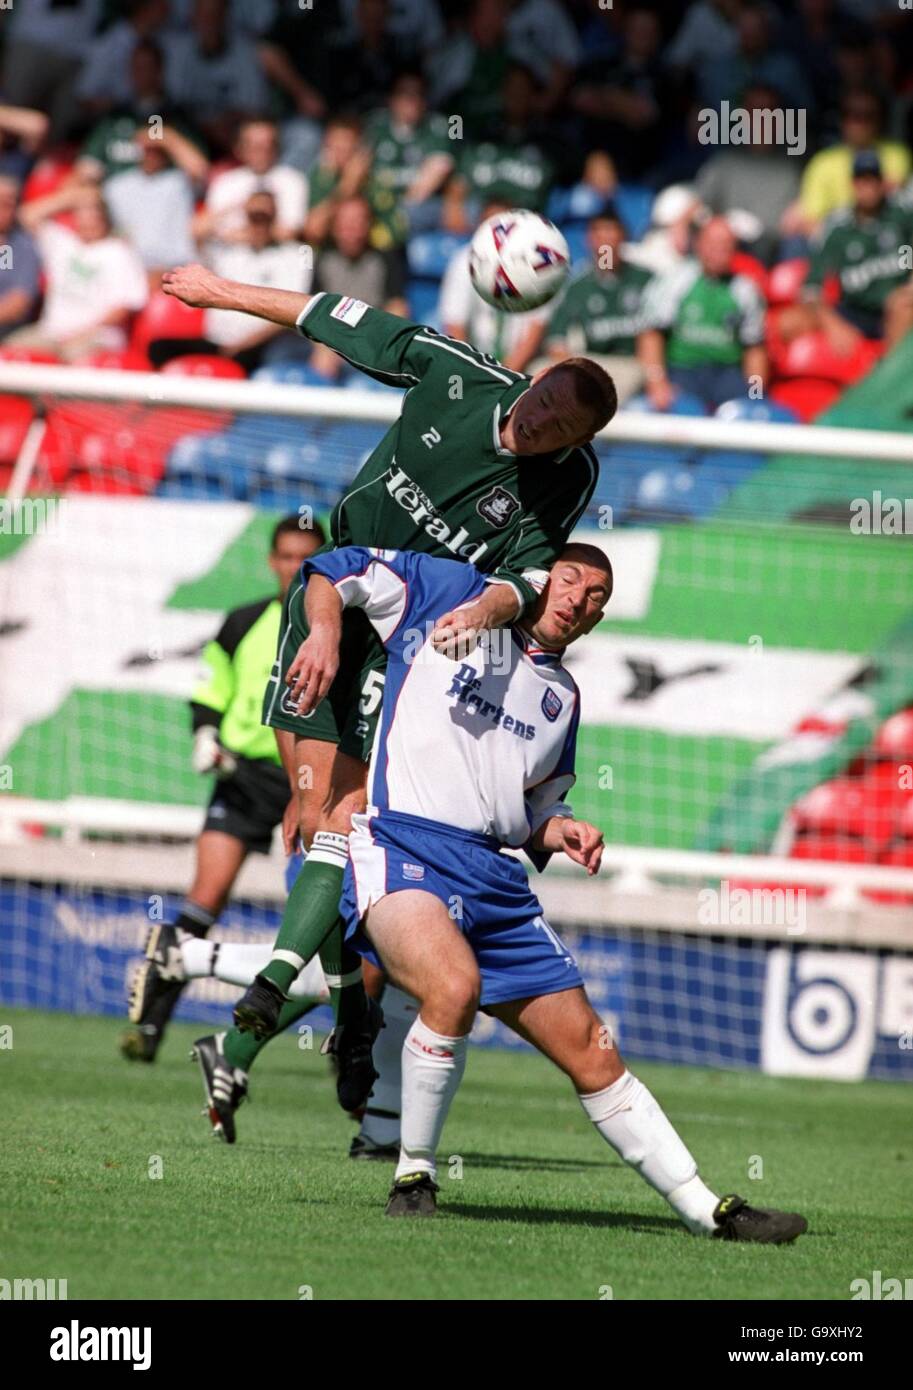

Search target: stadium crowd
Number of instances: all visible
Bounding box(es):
[1,0,913,421]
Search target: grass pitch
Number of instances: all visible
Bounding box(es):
[2,1009,909,1301]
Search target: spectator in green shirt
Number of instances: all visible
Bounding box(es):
[542,207,652,404]
[75,38,206,184]
[638,216,769,412]
[780,150,913,353]
[362,71,456,247]
[442,64,555,235]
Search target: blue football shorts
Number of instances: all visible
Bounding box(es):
[340,809,583,1007]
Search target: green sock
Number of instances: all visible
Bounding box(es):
[261,832,349,994]
[319,917,367,1027]
[222,995,320,1072]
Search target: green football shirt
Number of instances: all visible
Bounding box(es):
[643,261,766,368]
[295,293,600,610]
[459,139,553,212]
[546,262,652,355]
[365,111,452,247]
[805,202,913,316]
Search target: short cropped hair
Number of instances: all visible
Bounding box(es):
[550,358,618,436]
[557,542,613,600]
[271,513,327,549]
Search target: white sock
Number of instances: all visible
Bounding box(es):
[180,937,215,977]
[180,940,328,1001]
[396,1015,468,1182]
[360,986,418,1147]
[579,1070,719,1235]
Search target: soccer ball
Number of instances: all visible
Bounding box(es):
[469,209,570,313]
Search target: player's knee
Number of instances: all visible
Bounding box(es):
[569,1017,624,1092]
[436,969,480,1033]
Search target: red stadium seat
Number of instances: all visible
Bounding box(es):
[790,776,908,851]
[731,251,768,298]
[21,154,76,204]
[776,331,882,386]
[79,348,151,372]
[38,403,170,492]
[865,842,913,904]
[766,258,809,307]
[130,291,205,357]
[0,397,36,468]
[870,707,913,760]
[160,355,246,380]
[769,378,842,422]
[0,345,61,365]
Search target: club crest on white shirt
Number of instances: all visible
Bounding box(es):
[541,687,563,722]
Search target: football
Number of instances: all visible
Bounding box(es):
[469,209,570,313]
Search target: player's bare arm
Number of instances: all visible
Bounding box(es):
[285,574,343,714]
[533,815,604,876]
[161,262,314,329]
[430,582,521,656]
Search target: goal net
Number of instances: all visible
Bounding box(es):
[1,362,912,1082]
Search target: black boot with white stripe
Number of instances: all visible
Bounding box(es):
[191,1033,249,1144]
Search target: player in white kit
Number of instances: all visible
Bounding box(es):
[286,541,808,1241]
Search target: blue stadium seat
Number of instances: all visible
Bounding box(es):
[561,222,590,268]
[406,231,468,279]
[626,390,708,417]
[252,361,338,389]
[614,185,654,242]
[714,397,799,424]
[406,277,442,328]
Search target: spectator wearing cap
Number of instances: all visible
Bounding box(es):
[786,86,911,236]
[780,151,913,352]
[307,194,408,380]
[193,119,308,246]
[150,189,312,370]
[12,184,148,361]
[0,176,42,341]
[637,215,768,411]
[542,207,652,404]
[438,198,548,373]
[104,125,208,282]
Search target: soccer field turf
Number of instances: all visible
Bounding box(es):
[2,1009,909,1302]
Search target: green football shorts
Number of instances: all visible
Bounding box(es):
[262,581,387,765]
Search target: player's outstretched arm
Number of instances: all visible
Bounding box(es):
[285,575,343,715]
[161,262,314,328]
[533,815,604,876]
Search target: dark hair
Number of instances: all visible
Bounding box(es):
[550,358,618,435]
[558,542,614,599]
[271,514,327,549]
[589,203,626,235]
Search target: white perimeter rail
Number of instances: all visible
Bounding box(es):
[0,363,912,498]
[1,797,911,949]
